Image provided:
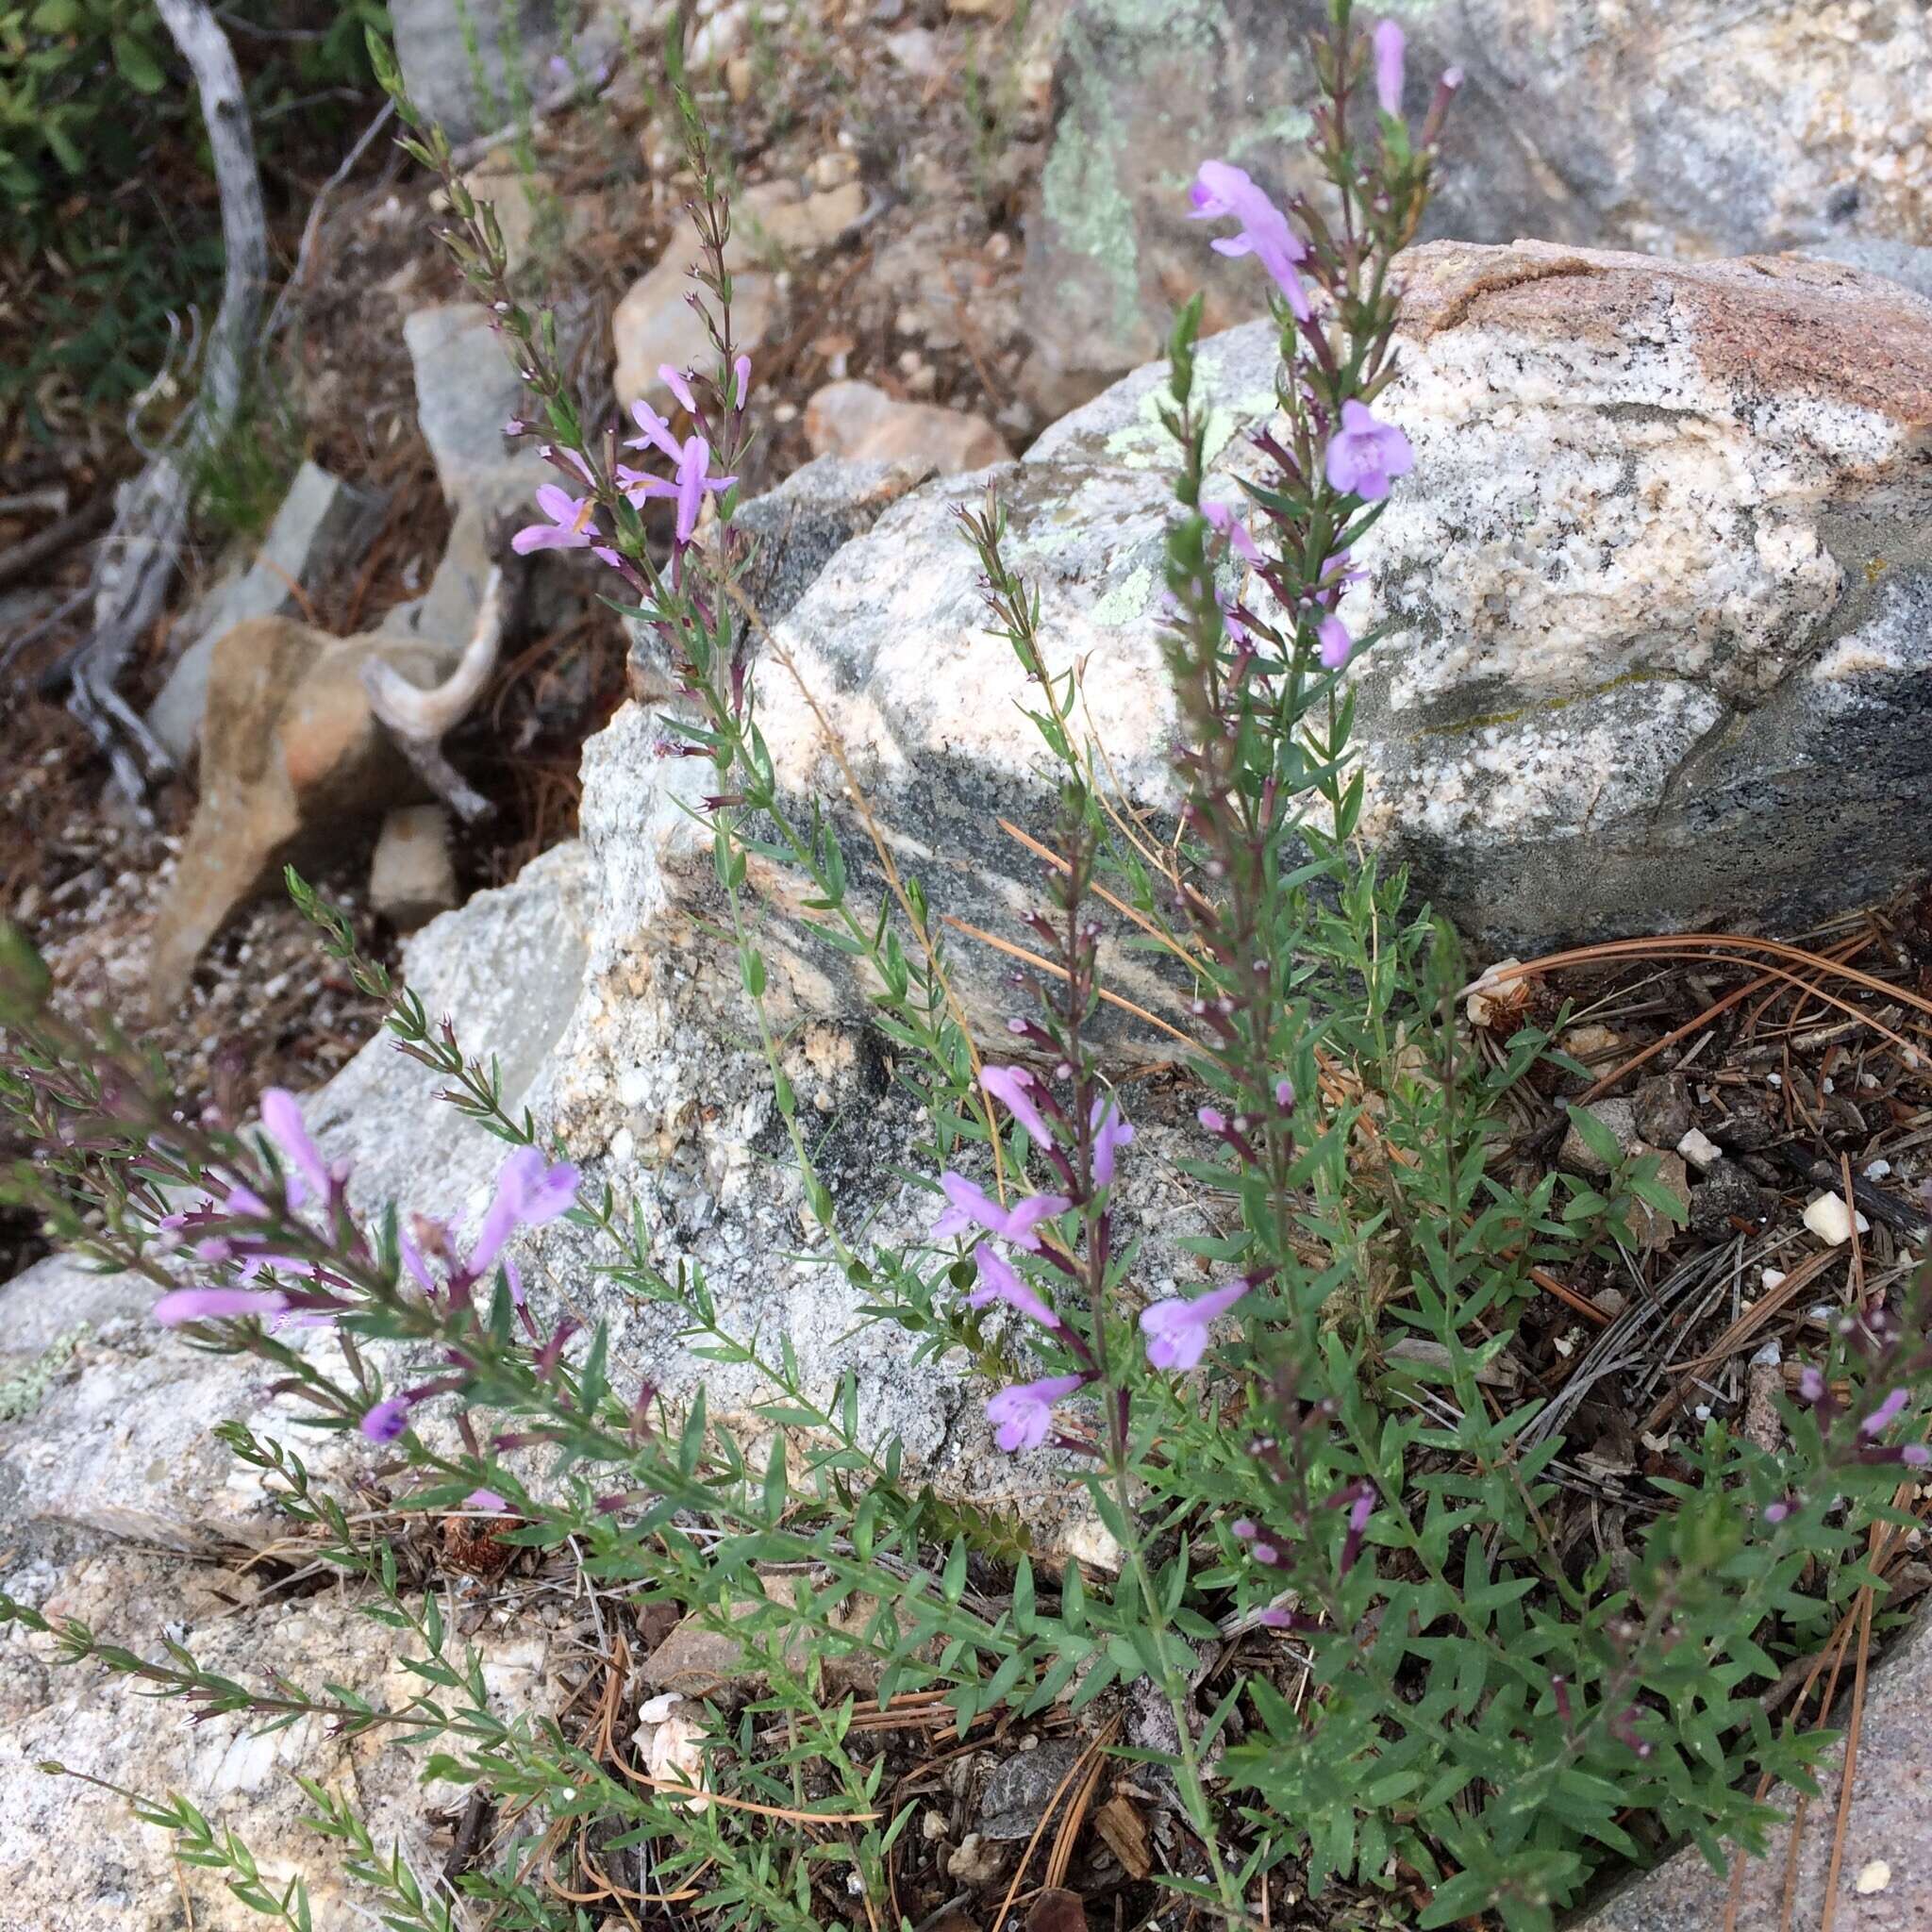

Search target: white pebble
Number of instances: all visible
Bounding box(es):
[1760,1268,1786,1291]
[1865,1158,1892,1181]
[1803,1194,1870,1246]
[1767,1073,1782,1088]
[1856,1859,1891,1896]
[1676,1126,1723,1171]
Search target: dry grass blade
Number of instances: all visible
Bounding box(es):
[1474,933,1932,1024]
[942,913,1196,1049]
[1641,1247,1840,1433]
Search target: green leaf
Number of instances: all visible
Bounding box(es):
[110,32,163,92]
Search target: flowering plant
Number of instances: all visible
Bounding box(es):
[4,8,1930,1931]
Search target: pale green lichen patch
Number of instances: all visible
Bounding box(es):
[1091,563,1156,626]
[0,1323,89,1424]
[1102,377,1276,471]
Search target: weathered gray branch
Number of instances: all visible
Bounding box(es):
[65,0,267,798]
[361,567,504,822]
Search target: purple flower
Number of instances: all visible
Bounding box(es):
[511,484,622,566]
[967,1243,1062,1329]
[1373,20,1406,117]
[986,1373,1087,1453]
[1324,399,1414,503]
[1188,159,1309,319]
[1797,1364,1826,1405]
[464,1488,509,1512]
[1317,613,1353,670]
[733,354,753,408]
[1763,1499,1792,1524]
[619,435,737,547]
[1140,1280,1249,1372]
[1203,499,1262,564]
[932,1172,1070,1250]
[1861,1388,1910,1438]
[1091,1096,1135,1187]
[261,1088,336,1202]
[626,396,683,462]
[398,1228,436,1297]
[469,1146,580,1277]
[153,1286,290,1325]
[659,363,699,415]
[360,1398,410,1443]
[1275,1078,1295,1108]
[980,1066,1055,1147]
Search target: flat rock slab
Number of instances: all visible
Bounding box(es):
[1024,0,1932,404]
[740,242,1932,1038]
[1577,1611,1932,1930]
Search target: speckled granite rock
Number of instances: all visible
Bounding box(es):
[0,1534,551,1931]
[1024,0,1932,405]
[750,242,1932,999]
[1574,1610,1932,1930]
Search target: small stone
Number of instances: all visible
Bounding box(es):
[978,1740,1081,1840]
[1803,1193,1871,1246]
[804,378,1008,475]
[1676,1126,1723,1172]
[755,181,866,256]
[946,1832,1006,1886]
[1632,1074,1693,1149]
[613,262,778,412]
[1856,1858,1891,1895]
[369,805,458,931]
[885,26,944,79]
[724,53,753,102]
[808,150,859,191]
[1688,1160,1774,1239]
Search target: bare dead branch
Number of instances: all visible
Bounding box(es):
[361,567,505,823]
[60,0,268,802]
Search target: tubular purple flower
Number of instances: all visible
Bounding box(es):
[1324,399,1415,503]
[932,1172,1070,1250]
[469,1145,580,1276]
[1091,1096,1135,1187]
[1275,1077,1295,1108]
[1340,1483,1376,1572]
[980,1065,1055,1147]
[659,364,699,415]
[511,484,623,567]
[675,436,716,545]
[1763,1499,1792,1523]
[985,1373,1087,1454]
[733,353,753,407]
[967,1243,1062,1330]
[260,1088,334,1201]
[1140,1280,1249,1372]
[1374,20,1406,117]
[399,1228,436,1297]
[1905,1444,1932,1467]
[627,397,683,462]
[1317,613,1353,670]
[1860,1387,1910,1438]
[1203,499,1262,564]
[360,1398,410,1443]
[1187,159,1309,319]
[1797,1364,1827,1405]
[464,1488,509,1511]
[153,1286,289,1325]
